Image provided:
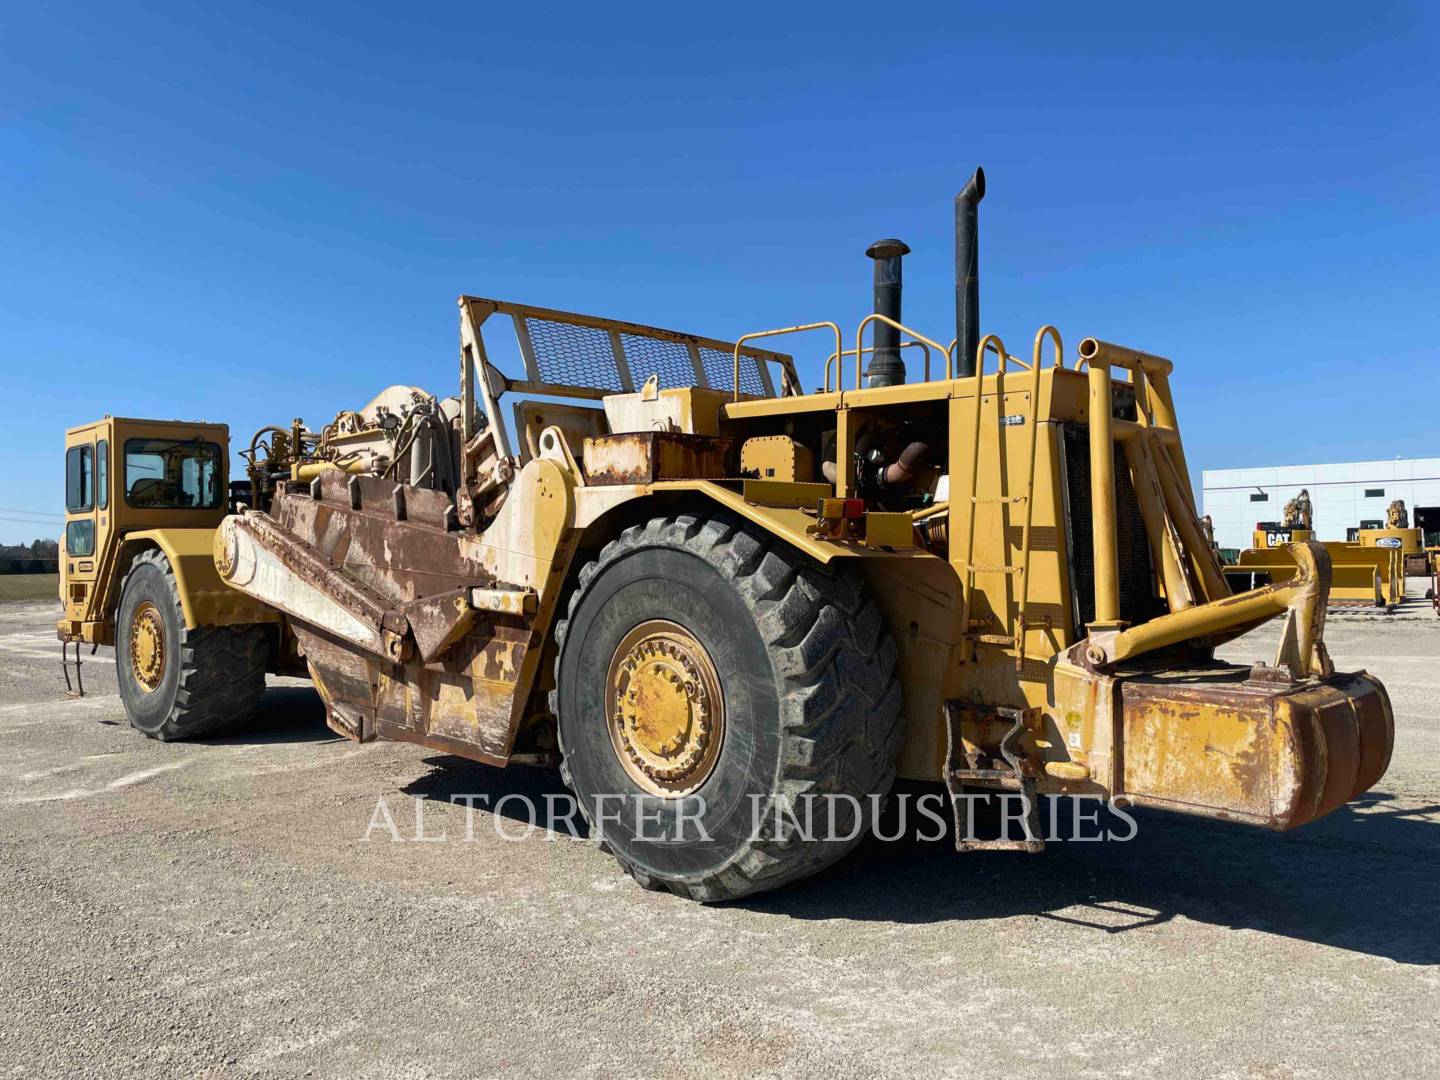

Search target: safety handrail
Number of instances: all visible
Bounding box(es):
[956,330,1050,668]
[958,333,1005,660]
[851,315,951,390]
[1037,329,1066,369]
[731,323,843,402]
[1074,337,1174,376]
[1013,327,1059,668]
[948,338,1036,373]
[823,340,932,392]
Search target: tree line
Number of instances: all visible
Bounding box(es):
[0,538,60,574]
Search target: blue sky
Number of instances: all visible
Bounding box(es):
[2,2,1436,544]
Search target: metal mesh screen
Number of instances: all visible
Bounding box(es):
[619,334,696,389]
[525,318,625,392]
[699,346,765,396]
[517,310,775,396]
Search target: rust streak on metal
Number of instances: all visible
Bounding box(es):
[582,433,731,486]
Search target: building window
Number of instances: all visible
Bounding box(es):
[1364,488,1385,498]
[1249,492,1268,502]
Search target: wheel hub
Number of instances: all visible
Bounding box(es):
[130,600,166,693]
[606,620,725,797]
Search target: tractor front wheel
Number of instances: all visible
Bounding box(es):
[116,548,269,740]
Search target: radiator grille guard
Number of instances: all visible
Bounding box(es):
[1061,423,1163,631]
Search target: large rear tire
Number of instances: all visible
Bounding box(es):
[551,511,902,902]
[116,548,269,741]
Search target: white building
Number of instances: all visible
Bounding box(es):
[1201,458,1440,552]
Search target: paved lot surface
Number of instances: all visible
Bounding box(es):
[2,594,1438,1079]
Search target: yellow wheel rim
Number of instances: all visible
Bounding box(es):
[606,620,725,798]
[129,600,166,693]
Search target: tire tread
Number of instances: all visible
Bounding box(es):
[551,510,903,902]
[117,548,269,741]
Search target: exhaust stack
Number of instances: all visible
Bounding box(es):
[864,238,910,388]
[954,167,986,378]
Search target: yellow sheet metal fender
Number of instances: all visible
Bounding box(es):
[125,527,279,629]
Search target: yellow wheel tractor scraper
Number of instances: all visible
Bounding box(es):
[59,169,1393,900]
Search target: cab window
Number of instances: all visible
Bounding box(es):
[96,439,109,510]
[65,520,95,557]
[124,438,223,509]
[65,444,94,512]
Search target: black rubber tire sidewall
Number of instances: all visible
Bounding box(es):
[116,561,183,734]
[557,545,779,882]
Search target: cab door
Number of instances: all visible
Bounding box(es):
[62,427,111,630]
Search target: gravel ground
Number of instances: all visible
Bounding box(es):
[1,592,1437,1079]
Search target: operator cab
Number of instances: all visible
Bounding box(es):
[59,417,230,650]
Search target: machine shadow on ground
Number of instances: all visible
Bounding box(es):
[402,757,1440,967]
[749,787,1440,966]
[194,685,338,746]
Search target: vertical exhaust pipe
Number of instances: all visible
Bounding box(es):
[864,238,910,388]
[955,167,986,378]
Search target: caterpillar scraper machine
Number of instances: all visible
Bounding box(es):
[58,170,1393,900]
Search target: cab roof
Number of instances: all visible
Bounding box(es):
[64,416,228,438]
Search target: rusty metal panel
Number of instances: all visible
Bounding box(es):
[1278,672,1393,819]
[403,587,475,663]
[582,432,731,485]
[226,459,573,762]
[1121,673,1276,824]
[1118,667,1393,830]
[304,636,380,741]
[217,512,399,661]
[278,473,495,605]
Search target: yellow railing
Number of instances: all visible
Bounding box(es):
[948,338,1032,373]
[735,315,957,396]
[957,329,1053,667]
[823,340,933,392]
[845,315,951,390]
[731,323,844,402]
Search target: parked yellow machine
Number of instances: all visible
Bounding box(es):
[1356,529,1424,578]
[58,418,280,722]
[1230,523,1404,608]
[1430,549,1440,617]
[1339,500,1426,575]
[61,172,1394,900]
